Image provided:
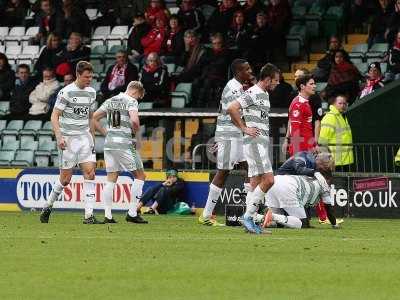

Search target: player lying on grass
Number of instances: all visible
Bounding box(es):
[93,81,148,224]
[262,172,340,229]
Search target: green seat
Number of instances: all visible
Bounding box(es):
[20,120,42,135]
[366,43,389,59]
[37,121,53,136]
[171,83,192,104]
[11,150,34,167]
[349,43,368,60]
[0,150,14,166]
[0,102,10,116]
[90,45,107,59]
[35,155,50,167]
[2,140,19,151]
[51,154,60,167]
[355,63,368,74]
[316,82,327,93]
[35,139,56,156]
[138,102,153,110]
[21,139,38,151]
[350,57,363,64]
[2,134,17,144]
[105,45,125,58]
[0,120,7,132]
[166,63,176,74]
[2,120,24,135]
[171,96,185,109]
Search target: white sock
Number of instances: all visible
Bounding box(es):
[272,213,302,229]
[84,180,96,219]
[244,185,265,219]
[103,181,115,219]
[202,184,222,218]
[128,179,144,217]
[46,179,64,208]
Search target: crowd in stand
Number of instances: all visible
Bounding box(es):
[1,0,400,121]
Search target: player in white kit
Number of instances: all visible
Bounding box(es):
[228,63,280,234]
[199,59,254,226]
[262,172,340,229]
[93,81,148,224]
[40,61,100,224]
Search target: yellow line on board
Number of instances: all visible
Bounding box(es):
[0,204,21,212]
[145,171,209,182]
[0,169,22,178]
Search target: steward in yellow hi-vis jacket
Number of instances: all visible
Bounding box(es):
[395,148,400,166]
[318,96,353,167]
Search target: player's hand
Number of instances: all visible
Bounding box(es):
[243,127,260,137]
[56,136,66,150]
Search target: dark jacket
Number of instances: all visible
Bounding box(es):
[243,2,266,25]
[269,79,294,109]
[34,46,66,75]
[0,68,15,101]
[276,151,316,177]
[0,0,30,26]
[177,8,205,32]
[127,22,152,55]
[201,48,231,82]
[176,46,209,83]
[35,10,63,37]
[101,63,139,98]
[62,45,91,71]
[139,65,169,107]
[10,78,37,114]
[247,25,273,66]
[207,5,239,34]
[60,7,91,39]
[388,47,400,74]
[163,28,185,59]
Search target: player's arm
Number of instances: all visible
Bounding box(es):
[129,110,140,132]
[227,100,259,137]
[320,192,339,228]
[93,110,107,136]
[88,111,96,144]
[292,157,315,177]
[51,108,65,150]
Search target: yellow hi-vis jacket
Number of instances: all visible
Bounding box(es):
[395,148,400,166]
[318,105,354,166]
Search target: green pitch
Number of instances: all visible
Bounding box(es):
[1,212,399,300]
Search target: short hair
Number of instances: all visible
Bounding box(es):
[295,68,310,76]
[210,32,224,42]
[316,152,335,174]
[17,64,30,72]
[295,74,314,91]
[230,58,248,76]
[76,61,93,75]
[184,29,199,38]
[259,63,279,81]
[126,81,144,93]
[169,14,180,22]
[43,67,54,73]
[116,50,127,57]
[329,94,348,105]
[69,32,82,40]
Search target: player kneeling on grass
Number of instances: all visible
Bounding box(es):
[40,61,101,224]
[262,172,340,229]
[93,81,148,224]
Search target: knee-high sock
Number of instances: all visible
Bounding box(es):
[244,185,265,219]
[103,181,115,219]
[46,179,65,208]
[84,180,96,219]
[128,179,144,217]
[202,184,222,218]
[315,201,327,220]
[272,213,302,229]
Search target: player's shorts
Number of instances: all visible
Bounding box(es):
[243,138,272,177]
[59,133,96,169]
[104,148,143,173]
[216,138,245,170]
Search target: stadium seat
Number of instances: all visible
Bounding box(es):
[0,101,10,116]
[92,26,111,45]
[366,43,389,60]
[2,134,17,144]
[171,83,192,104]
[4,26,25,47]
[166,63,176,74]
[20,134,35,147]
[138,102,153,110]
[86,8,98,21]
[381,62,387,74]
[0,120,7,132]
[168,7,179,14]
[2,120,24,135]
[20,120,42,135]
[91,81,101,92]
[36,139,56,156]
[0,27,9,42]
[316,82,328,93]
[21,26,39,47]
[105,44,125,59]
[2,140,19,151]
[106,26,129,47]
[349,43,368,60]
[37,121,53,136]
[35,155,50,167]
[51,154,60,167]
[90,44,107,62]
[5,45,22,61]
[11,150,34,167]
[350,57,363,65]
[355,62,368,74]
[171,97,185,108]
[91,62,104,79]
[0,45,5,54]
[0,150,15,166]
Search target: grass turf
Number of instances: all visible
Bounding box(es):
[0,212,399,300]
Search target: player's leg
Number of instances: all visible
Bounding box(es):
[268,207,307,229]
[40,168,72,223]
[103,171,119,223]
[80,161,102,224]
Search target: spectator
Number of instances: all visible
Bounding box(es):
[226,10,251,56]
[141,17,168,56]
[368,0,393,48]
[326,49,361,105]
[193,32,231,107]
[137,168,185,215]
[59,0,91,40]
[313,36,344,82]
[0,53,15,102]
[61,32,90,73]
[162,14,185,64]
[207,0,240,35]
[139,52,169,107]
[127,13,151,61]
[28,67,60,120]
[265,0,291,50]
[360,62,384,98]
[48,73,74,111]
[177,0,205,33]
[318,95,354,172]
[387,0,400,46]
[350,0,369,33]
[269,72,293,109]
[0,0,30,26]
[145,0,169,27]
[242,0,266,25]
[9,64,37,119]
[33,0,62,45]
[34,33,65,78]
[384,31,400,81]
[175,29,208,83]
[246,11,273,73]
[101,50,139,99]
